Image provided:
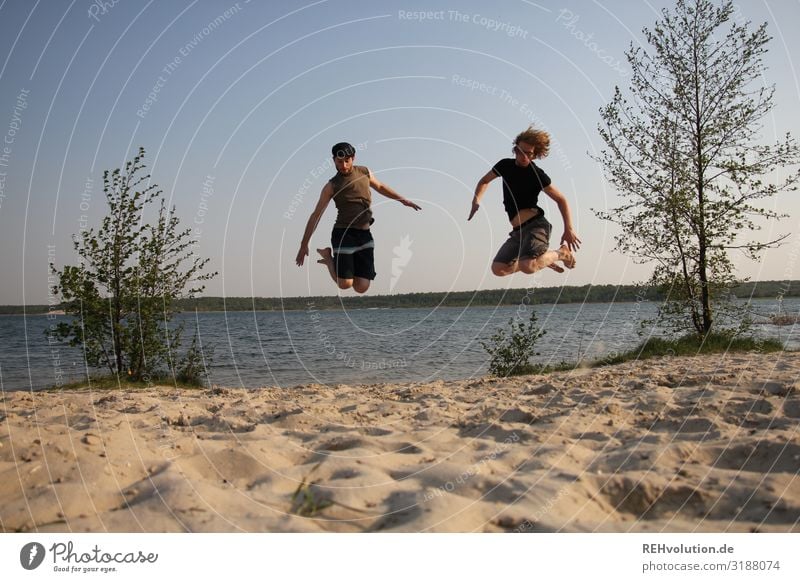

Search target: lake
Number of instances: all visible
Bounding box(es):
[2,298,797,391]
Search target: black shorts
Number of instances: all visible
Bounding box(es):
[493,215,552,264]
[331,228,376,280]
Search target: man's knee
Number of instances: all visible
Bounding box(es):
[353,279,370,294]
[337,278,354,289]
[519,260,540,274]
[491,262,512,277]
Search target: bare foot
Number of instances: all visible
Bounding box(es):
[316,247,333,265]
[547,263,565,273]
[558,245,576,269]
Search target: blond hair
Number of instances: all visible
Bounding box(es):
[514,126,550,159]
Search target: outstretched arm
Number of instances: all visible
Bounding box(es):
[368,170,421,210]
[543,184,581,251]
[296,183,334,266]
[469,169,497,221]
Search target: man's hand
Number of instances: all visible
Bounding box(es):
[296,244,309,266]
[401,198,422,211]
[467,202,480,221]
[561,228,582,252]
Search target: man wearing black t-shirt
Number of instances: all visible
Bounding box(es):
[469,127,581,277]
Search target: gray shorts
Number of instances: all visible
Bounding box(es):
[493,215,552,264]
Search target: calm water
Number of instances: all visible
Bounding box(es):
[2,298,798,391]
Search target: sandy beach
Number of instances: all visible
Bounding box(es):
[1,351,798,533]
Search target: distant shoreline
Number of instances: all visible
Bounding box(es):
[2,297,795,318]
[2,280,797,315]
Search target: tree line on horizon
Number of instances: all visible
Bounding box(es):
[7,280,798,315]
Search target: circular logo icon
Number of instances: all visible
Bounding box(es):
[20,542,46,570]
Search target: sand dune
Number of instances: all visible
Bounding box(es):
[1,352,798,532]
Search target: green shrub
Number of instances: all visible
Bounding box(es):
[481,310,546,377]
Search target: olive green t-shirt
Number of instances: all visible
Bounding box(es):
[330,165,372,229]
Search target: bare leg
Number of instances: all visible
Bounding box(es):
[353,277,371,294]
[317,247,356,289]
[518,249,560,274]
[316,247,338,283]
[520,246,576,274]
[492,246,576,277]
[491,261,516,277]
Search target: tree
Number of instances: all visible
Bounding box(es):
[51,148,217,383]
[596,0,800,337]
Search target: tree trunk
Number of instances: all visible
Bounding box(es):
[113,231,123,376]
[692,21,712,337]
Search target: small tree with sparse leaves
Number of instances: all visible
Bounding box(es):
[481,310,546,377]
[51,148,217,384]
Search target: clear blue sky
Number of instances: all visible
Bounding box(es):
[1,0,799,304]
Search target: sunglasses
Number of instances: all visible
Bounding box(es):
[514,145,536,158]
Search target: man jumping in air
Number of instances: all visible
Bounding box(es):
[296,142,421,294]
[469,127,580,276]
